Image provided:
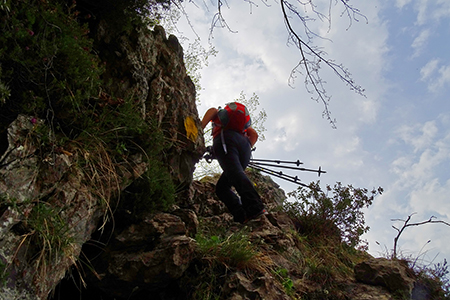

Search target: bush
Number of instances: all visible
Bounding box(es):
[0,0,103,134]
[285,182,383,250]
[184,222,276,299]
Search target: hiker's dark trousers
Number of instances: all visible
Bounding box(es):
[213,130,265,223]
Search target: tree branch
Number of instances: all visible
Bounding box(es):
[392,213,450,259]
[183,0,368,127]
[280,0,365,128]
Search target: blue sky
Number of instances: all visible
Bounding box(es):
[172,0,450,264]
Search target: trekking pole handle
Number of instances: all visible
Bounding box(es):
[203,146,216,163]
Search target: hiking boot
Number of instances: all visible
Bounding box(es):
[243,209,268,224]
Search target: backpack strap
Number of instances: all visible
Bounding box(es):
[220,128,227,154]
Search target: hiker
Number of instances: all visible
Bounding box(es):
[201,102,266,224]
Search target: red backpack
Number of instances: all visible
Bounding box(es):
[212,102,252,154]
[216,102,252,134]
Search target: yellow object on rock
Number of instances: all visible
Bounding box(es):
[184,116,198,142]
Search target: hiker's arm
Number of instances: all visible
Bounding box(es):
[201,108,218,129]
[246,127,258,147]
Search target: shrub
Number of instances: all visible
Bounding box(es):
[183,229,259,300]
[25,201,75,263]
[0,0,103,134]
[184,222,276,299]
[1,196,75,287]
[285,181,383,250]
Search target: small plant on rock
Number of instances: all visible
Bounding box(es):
[184,220,276,299]
[195,229,259,269]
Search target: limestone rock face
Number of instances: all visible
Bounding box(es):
[95,22,204,187]
[354,258,415,298]
[86,212,197,298]
[0,21,203,300]
[0,115,112,299]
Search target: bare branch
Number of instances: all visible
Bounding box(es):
[337,0,368,30]
[280,0,366,128]
[209,0,237,42]
[181,0,368,127]
[392,213,450,259]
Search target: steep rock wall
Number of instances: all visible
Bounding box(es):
[94,21,204,186]
[0,20,203,299]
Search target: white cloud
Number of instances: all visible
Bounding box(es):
[409,178,450,217]
[388,120,450,208]
[419,59,450,92]
[415,0,430,26]
[395,0,412,9]
[420,59,439,80]
[396,121,438,152]
[432,0,450,20]
[429,64,450,92]
[406,0,450,26]
[355,98,381,124]
[411,29,430,57]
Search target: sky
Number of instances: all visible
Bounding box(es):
[170,0,450,265]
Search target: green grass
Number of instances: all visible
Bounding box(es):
[196,231,258,269]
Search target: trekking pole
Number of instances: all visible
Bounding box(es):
[202,146,326,187]
[251,158,303,166]
[248,162,309,187]
[250,160,326,177]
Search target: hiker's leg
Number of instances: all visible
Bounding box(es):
[215,173,246,223]
[213,137,246,223]
[218,132,265,217]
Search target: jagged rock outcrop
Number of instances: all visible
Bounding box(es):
[0,115,119,300]
[82,211,198,299]
[355,258,415,299]
[95,21,203,187]
[0,20,203,300]
[75,172,294,299]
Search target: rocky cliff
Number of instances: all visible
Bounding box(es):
[0,2,445,300]
[0,1,203,298]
